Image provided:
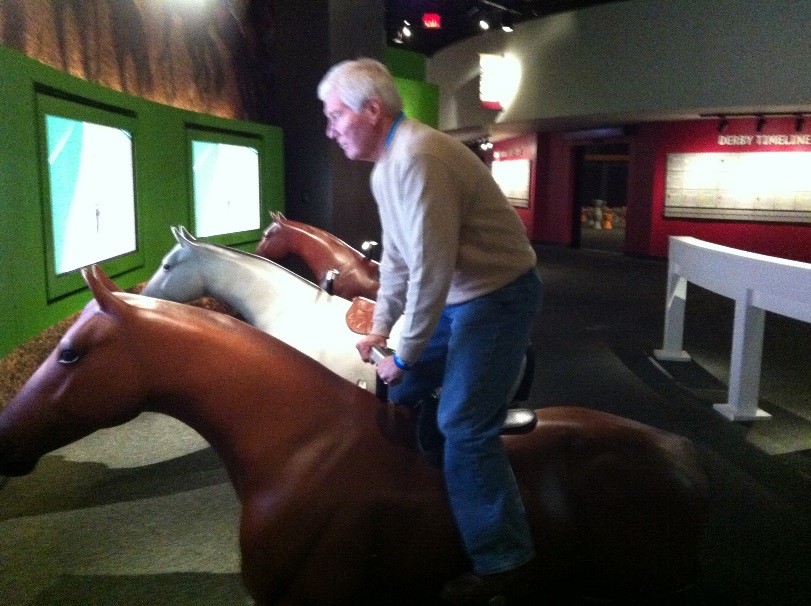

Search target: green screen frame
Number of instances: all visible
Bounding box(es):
[36,92,144,300]
[186,126,269,247]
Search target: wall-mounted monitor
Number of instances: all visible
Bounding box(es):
[37,93,142,300]
[187,127,262,244]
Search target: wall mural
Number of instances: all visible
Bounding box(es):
[0,0,277,122]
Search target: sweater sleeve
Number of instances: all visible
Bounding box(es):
[389,153,462,363]
[371,229,408,337]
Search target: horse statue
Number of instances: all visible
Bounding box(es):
[255,212,380,300]
[253,216,535,407]
[141,227,535,413]
[0,265,709,605]
[142,225,397,395]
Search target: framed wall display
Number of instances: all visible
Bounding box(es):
[491,157,531,208]
[188,129,262,241]
[37,93,141,300]
[664,152,811,223]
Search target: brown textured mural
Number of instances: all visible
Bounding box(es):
[0,0,276,121]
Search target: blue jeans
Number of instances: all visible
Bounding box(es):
[389,268,543,574]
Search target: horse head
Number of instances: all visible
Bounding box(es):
[255,211,291,259]
[0,266,149,476]
[255,215,381,300]
[140,225,208,301]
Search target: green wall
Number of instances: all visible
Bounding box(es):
[386,47,439,128]
[0,46,284,358]
[385,47,426,81]
[395,77,439,128]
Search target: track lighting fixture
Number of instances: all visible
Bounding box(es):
[475,1,518,34]
[470,137,493,151]
[707,112,808,134]
[392,20,412,45]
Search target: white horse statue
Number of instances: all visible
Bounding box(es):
[141,226,401,394]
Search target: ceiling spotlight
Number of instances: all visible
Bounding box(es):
[479,17,490,30]
[501,13,514,32]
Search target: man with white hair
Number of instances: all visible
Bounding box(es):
[318,58,542,604]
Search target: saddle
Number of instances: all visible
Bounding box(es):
[346,296,376,335]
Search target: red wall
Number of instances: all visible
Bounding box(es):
[641,118,811,262]
[529,117,811,263]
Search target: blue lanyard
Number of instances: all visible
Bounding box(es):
[385,112,405,149]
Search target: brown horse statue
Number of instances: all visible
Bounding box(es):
[0,266,708,605]
[255,212,380,300]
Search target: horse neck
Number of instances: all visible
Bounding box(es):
[198,246,307,325]
[286,224,362,277]
[144,313,357,497]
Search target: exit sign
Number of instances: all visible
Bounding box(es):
[423,13,441,29]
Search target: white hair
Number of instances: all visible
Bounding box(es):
[317,58,403,114]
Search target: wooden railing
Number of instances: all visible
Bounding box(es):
[654,236,811,421]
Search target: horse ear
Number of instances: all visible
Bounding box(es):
[91,265,123,292]
[175,225,197,247]
[82,265,130,317]
[180,225,196,241]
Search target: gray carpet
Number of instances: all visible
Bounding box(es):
[1,244,808,605]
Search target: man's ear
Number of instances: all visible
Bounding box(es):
[363,96,384,123]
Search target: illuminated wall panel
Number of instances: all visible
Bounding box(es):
[664,152,811,222]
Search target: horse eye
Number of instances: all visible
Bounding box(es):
[58,348,81,365]
[163,263,172,271]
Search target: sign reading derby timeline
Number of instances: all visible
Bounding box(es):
[664,133,811,223]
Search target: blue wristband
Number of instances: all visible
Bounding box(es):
[392,353,412,370]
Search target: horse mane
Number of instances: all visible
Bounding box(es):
[277,217,368,261]
[192,237,325,292]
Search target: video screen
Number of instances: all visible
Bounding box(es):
[191,140,260,237]
[45,114,137,275]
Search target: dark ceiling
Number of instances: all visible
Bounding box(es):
[385,0,624,56]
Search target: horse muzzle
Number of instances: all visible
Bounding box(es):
[0,434,40,477]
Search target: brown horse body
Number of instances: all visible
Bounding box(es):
[0,267,708,605]
[256,213,380,300]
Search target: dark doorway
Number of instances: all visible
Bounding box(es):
[572,143,629,252]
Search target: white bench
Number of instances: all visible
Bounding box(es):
[654,236,811,421]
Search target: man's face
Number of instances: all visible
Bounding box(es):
[323,90,379,162]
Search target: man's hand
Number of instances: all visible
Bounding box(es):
[375,355,405,386]
[356,333,388,362]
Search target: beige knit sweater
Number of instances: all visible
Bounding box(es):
[370,118,536,364]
